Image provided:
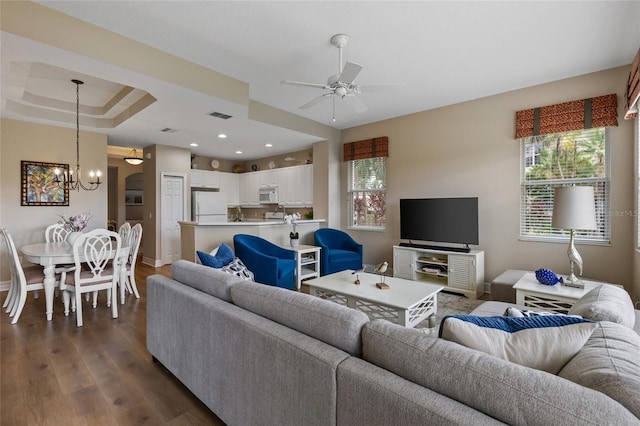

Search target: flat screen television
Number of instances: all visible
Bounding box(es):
[399,197,478,252]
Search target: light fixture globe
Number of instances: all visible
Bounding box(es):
[124,148,144,165]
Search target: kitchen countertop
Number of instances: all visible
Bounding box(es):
[179,219,325,226]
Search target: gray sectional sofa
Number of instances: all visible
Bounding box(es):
[147,260,640,426]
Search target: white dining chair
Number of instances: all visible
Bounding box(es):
[45,223,70,243]
[118,222,131,249]
[1,228,58,324]
[60,229,122,327]
[0,228,17,314]
[119,223,142,303]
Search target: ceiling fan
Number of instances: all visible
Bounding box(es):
[281,34,404,122]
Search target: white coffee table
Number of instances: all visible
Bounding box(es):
[306,270,443,328]
[513,272,617,314]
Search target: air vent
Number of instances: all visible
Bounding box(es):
[208,111,233,120]
[160,127,177,133]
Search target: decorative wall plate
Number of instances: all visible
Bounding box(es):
[268,161,276,169]
[211,159,220,169]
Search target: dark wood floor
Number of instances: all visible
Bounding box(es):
[0,262,226,426]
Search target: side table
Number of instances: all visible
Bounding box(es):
[284,244,321,290]
[513,272,617,314]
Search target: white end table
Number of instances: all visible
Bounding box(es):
[284,244,321,290]
[513,272,617,314]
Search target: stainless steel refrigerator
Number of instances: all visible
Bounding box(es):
[192,190,227,223]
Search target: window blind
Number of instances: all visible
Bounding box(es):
[515,94,618,139]
[343,137,388,161]
[625,48,639,120]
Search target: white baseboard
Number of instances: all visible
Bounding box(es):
[142,257,163,267]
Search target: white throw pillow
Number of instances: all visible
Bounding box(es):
[568,285,635,328]
[440,315,597,374]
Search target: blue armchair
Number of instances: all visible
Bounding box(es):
[233,234,297,290]
[314,228,363,276]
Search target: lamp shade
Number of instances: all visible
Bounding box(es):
[552,186,597,230]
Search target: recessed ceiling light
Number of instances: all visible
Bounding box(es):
[190,143,198,147]
[265,143,273,147]
[218,133,227,139]
[235,150,242,154]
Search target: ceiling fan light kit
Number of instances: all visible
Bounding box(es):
[281,33,403,122]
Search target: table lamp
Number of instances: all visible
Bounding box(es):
[551,186,597,288]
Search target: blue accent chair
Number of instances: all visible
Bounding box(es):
[233,234,297,290]
[314,228,363,276]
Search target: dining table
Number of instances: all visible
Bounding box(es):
[21,241,127,321]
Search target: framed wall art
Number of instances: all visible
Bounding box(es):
[21,160,69,206]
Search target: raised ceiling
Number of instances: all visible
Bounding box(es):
[2,1,639,160]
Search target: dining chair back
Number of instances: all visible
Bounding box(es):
[122,223,142,302]
[45,223,70,242]
[60,229,122,327]
[118,222,132,249]
[1,227,53,324]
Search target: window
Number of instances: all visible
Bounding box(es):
[520,128,610,243]
[348,157,386,229]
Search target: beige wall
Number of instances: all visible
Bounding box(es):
[0,118,108,281]
[342,66,638,300]
[107,156,144,227]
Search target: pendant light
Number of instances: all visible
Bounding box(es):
[54,79,102,191]
[124,148,144,165]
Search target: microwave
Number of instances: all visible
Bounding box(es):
[259,185,279,204]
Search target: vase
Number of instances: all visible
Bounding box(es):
[290,238,299,248]
[67,231,82,245]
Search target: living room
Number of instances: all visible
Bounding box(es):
[1,1,640,424]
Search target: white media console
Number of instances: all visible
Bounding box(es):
[393,245,485,299]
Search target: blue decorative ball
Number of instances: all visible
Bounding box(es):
[535,268,563,286]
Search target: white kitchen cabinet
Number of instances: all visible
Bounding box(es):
[219,172,239,206]
[191,170,220,188]
[239,172,261,206]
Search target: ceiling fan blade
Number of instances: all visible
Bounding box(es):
[344,95,368,114]
[338,62,363,84]
[299,93,332,110]
[359,83,405,93]
[281,80,328,89]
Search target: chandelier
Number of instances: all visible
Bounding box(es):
[124,148,144,165]
[54,79,102,191]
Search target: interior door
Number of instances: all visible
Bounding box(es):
[161,174,185,264]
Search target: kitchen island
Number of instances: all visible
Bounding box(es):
[179,219,325,262]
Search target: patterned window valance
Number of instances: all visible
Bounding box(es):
[624,48,639,120]
[343,136,388,161]
[515,94,618,139]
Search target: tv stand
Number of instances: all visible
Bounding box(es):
[393,245,484,299]
[398,242,471,253]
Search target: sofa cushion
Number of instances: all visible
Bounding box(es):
[197,243,235,268]
[362,319,637,425]
[439,315,597,374]
[568,285,635,328]
[231,281,369,356]
[171,260,245,302]
[559,321,640,418]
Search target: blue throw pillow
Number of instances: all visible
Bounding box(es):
[197,243,234,268]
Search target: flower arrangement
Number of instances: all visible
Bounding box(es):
[58,212,92,232]
[284,212,301,239]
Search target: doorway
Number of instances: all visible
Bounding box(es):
[161,173,187,264]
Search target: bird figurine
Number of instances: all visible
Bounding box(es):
[351,267,364,285]
[374,261,389,288]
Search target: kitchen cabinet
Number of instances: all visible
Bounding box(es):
[219,172,239,206]
[191,170,220,188]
